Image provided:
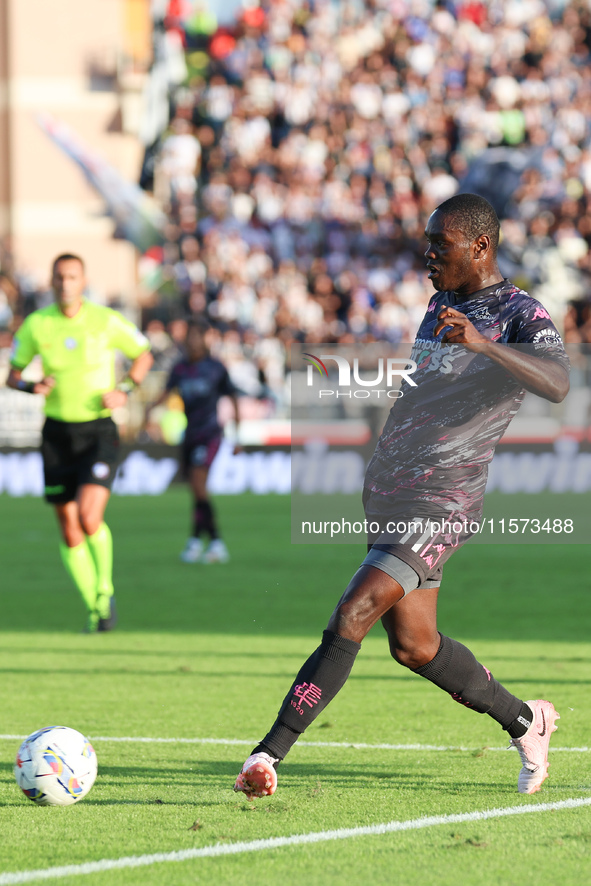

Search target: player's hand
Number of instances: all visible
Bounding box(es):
[434,306,489,350]
[102,389,129,409]
[34,376,55,395]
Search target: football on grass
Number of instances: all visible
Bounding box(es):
[14,726,97,806]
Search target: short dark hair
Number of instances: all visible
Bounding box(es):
[187,315,210,334]
[435,193,500,254]
[52,253,85,273]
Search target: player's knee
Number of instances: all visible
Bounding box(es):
[79,512,101,537]
[61,523,84,547]
[329,600,369,643]
[390,641,435,671]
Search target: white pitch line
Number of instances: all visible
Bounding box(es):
[0,734,589,752]
[1,797,590,885]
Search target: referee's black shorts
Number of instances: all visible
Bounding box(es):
[41,417,120,504]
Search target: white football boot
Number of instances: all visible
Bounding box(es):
[203,539,230,563]
[179,538,204,563]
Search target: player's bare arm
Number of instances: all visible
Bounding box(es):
[144,381,175,422]
[101,348,154,410]
[434,305,570,403]
[6,366,55,396]
[230,393,242,454]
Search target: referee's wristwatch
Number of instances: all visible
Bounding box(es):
[116,377,138,395]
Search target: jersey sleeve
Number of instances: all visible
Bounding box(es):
[504,296,570,371]
[165,362,181,391]
[217,364,237,396]
[9,316,38,369]
[107,310,151,360]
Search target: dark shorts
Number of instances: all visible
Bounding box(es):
[41,417,120,504]
[182,433,222,472]
[361,486,482,592]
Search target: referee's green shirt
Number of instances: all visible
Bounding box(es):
[10,301,150,423]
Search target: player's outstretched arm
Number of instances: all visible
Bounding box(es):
[434,306,569,403]
[6,367,55,396]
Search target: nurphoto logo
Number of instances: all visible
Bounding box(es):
[304,353,418,399]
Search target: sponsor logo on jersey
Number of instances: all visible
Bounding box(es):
[411,339,461,374]
[181,378,213,397]
[91,462,110,479]
[64,337,78,350]
[532,327,562,349]
[466,306,494,321]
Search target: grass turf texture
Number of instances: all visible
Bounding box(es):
[0,489,589,885]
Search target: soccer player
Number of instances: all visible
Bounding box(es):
[234,194,570,799]
[7,254,153,632]
[146,317,239,563]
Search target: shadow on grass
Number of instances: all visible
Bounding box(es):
[0,664,588,688]
[0,665,415,682]
[1,646,588,669]
[7,754,579,810]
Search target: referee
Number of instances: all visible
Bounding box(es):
[7,254,153,632]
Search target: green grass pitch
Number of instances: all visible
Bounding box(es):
[0,489,589,885]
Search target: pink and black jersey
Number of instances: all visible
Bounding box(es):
[166,356,236,444]
[365,279,569,521]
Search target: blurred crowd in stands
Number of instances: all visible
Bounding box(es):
[3,0,591,411]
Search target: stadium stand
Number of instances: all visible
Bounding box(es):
[2,0,591,442]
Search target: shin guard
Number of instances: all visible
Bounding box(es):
[257,630,361,760]
[414,634,523,729]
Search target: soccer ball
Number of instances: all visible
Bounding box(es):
[14,726,98,806]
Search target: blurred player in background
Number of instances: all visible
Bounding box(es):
[146,317,240,564]
[7,254,153,632]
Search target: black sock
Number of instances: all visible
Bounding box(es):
[192,500,204,537]
[506,702,534,739]
[193,499,219,540]
[254,630,361,760]
[414,634,523,730]
[250,740,289,767]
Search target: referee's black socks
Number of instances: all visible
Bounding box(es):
[252,630,361,761]
[414,634,533,738]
